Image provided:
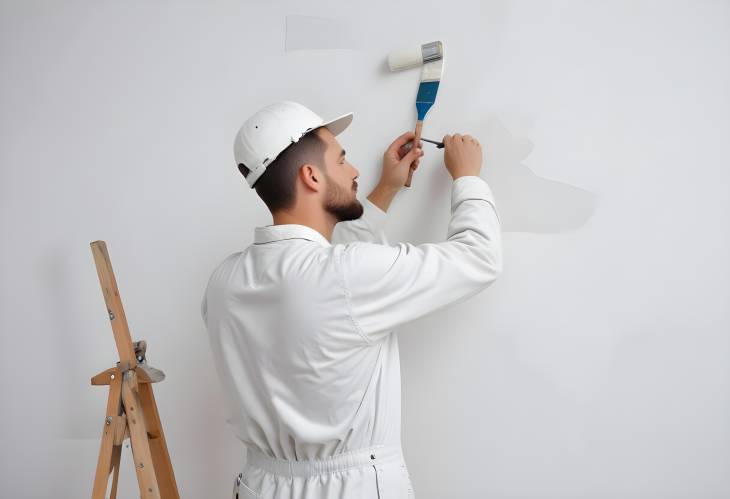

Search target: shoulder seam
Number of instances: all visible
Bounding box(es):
[335,245,374,346]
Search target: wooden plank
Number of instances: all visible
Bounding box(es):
[90,240,137,366]
[139,381,180,498]
[92,365,164,386]
[109,443,122,499]
[113,414,127,445]
[91,374,123,499]
[91,367,119,386]
[121,370,160,498]
[137,364,166,384]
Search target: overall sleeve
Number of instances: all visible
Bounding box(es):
[337,176,503,345]
[332,197,390,245]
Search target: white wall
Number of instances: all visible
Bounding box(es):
[2,1,728,497]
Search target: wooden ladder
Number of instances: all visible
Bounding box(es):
[89,240,180,499]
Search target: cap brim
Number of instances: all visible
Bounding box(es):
[322,111,353,136]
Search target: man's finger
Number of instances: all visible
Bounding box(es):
[400,146,422,165]
[389,131,416,150]
[399,139,423,155]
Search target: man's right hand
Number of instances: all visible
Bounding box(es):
[380,131,424,192]
[443,133,483,180]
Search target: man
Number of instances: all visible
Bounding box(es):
[201,100,502,498]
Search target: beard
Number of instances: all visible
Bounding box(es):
[323,173,363,223]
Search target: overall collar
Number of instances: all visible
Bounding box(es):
[254,224,332,247]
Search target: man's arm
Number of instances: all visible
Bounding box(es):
[365,182,399,213]
[333,131,422,244]
[337,176,502,346]
[331,183,399,245]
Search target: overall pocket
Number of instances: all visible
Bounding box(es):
[373,462,412,499]
[400,462,415,498]
[373,465,382,499]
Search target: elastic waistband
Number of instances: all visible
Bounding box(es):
[245,444,403,477]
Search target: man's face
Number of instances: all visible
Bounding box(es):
[317,127,363,223]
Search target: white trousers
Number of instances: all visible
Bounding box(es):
[233,444,415,499]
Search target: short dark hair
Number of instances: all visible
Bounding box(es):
[238,127,328,213]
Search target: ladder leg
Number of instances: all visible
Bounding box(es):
[138,381,180,499]
[122,370,160,498]
[91,419,116,499]
[109,443,122,499]
[91,375,123,499]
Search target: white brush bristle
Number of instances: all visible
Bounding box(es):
[388,46,423,71]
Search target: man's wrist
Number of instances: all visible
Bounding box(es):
[367,182,400,212]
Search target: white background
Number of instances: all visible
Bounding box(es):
[1,1,728,497]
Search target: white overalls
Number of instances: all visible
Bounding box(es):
[201,175,502,498]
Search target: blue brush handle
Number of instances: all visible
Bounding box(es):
[416,81,440,121]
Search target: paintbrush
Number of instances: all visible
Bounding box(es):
[388,41,445,187]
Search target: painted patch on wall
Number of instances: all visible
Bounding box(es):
[477,118,597,233]
[285,15,359,51]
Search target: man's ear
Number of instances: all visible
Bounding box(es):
[300,163,323,192]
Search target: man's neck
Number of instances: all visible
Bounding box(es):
[271,211,336,243]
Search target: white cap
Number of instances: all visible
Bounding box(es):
[234,100,354,188]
